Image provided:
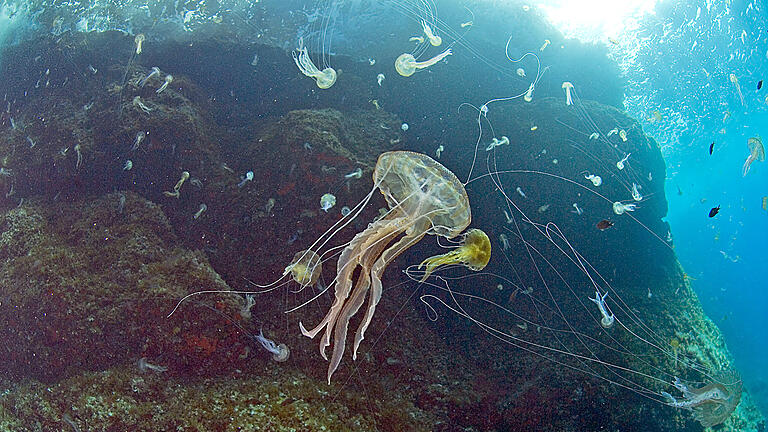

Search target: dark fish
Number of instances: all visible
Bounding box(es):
[709,142,714,155]
[708,205,720,218]
[758,80,763,90]
[596,219,614,230]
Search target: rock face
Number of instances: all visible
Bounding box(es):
[0,32,763,431]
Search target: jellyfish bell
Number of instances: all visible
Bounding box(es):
[299,151,471,383]
[417,228,491,282]
[284,250,322,288]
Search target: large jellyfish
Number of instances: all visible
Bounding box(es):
[299,151,471,383]
[742,135,765,176]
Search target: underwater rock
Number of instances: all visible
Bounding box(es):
[0,193,245,382]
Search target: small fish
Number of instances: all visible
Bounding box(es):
[596,219,614,230]
[708,205,720,218]
[709,142,714,155]
[758,80,763,90]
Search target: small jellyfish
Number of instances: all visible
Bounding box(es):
[516,68,526,77]
[499,233,510,251]
[616,153,631,170]
[584,173,602,186]
[516,186,526,198]
[418,229,491,282]
[138,66,160,87]
[401,123,409,131]
[395,49,452,77]
[561,82,574,105]
[485,136,510,151]
[619,129,627,142]
[340,206,351,217]
[292,37,337,89]
[540,39,550,51]
[572,203,583,215]
[284,249,322,288]
[523,83,535,102]
[237,171,254,188]
[377,73,385,86]
[631,183,643,201]
[589,133,599,140]
[345,168,363,179]
[134,33,145,55]
[435,144,444,158]
[730,73,745,107]
[421,20,442,46]
[193,203,207,219]
[123,160,133,171]
[537,204,550,213]
[320,193,336,212]
[613,201,637,215]
[131,131,146,151]
[156,74,173,94]
[607,128,618,137]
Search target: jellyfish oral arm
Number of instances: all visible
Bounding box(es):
[589,290,614,328]
[417,49,452,69]
[742,153,757,176]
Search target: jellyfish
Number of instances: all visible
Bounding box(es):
[421,20,442,46]
[613,201,637,215]
[134,33,145,55]
[730,73,745,107]
[395,49,452,77]
[284,250,322,289]
[292,37,337,89]
[662,371,742,428]
[616,153,631,170]
[561,82,574,105]
[299,151,471,383]
[742,135,765,176]
[516,68,526,77]
[417,228,491,282]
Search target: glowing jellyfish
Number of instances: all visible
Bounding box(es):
[292,37,337,89]
[516,68,526,77]
[742,135,765,176]
[585,173,602,187]
[421,20,442,46]
[134,34,145,55]
[613,201,637,215]
[300,151,471,383]
[561,81,574,105]
[395,49,452,77]
[284,250,322,288]
[418,228,491,282]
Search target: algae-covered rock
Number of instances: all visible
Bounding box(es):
[0,192,245,382]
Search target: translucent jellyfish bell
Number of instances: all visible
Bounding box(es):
[292,38,337,89]
[284,250,322,288]
[418,228,491,282]
[300,151,471,383]
[395,49,452,77]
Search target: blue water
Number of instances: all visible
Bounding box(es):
[624,0,768,413]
